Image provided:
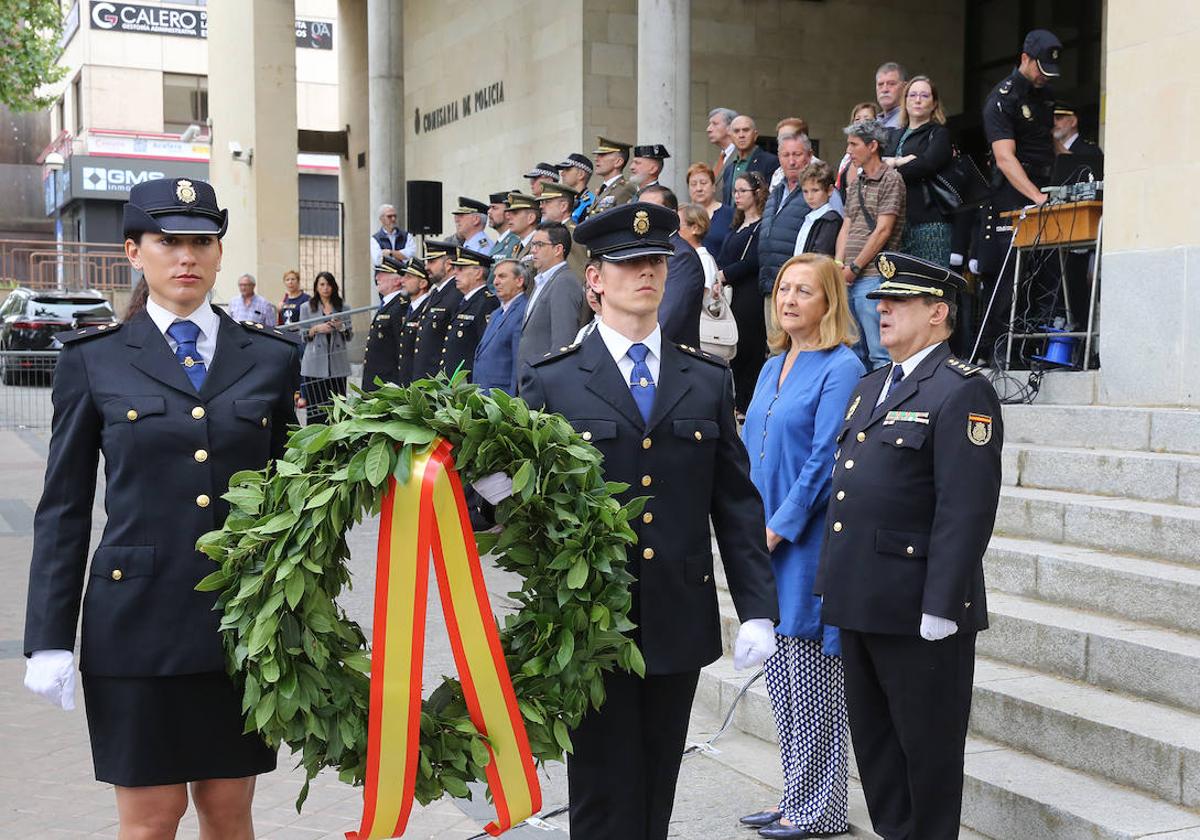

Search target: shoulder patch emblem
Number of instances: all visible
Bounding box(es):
[968,413,993,446]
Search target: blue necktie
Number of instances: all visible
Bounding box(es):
[889,364,905,393]
[167,320,208,392]
[627,343,656,424]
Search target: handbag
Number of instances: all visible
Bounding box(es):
[699,286,738,360]
[928,148,990,213]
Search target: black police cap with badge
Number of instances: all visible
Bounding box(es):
[122,177,228,239]
[489,191,514,207]
[866,251,967,301]
[523,162,560,181]
[375,254,405,275]
[422,239,457,259]
[448,246,494,270]
[1023,28,1062,78]
[451,197,490,215]
[557,153,594,175]
[402,258,429,281]
[572,201,677,262]
[632,144,671,161]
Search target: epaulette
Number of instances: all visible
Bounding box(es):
[531,342,582,367]
[56,322,123,344]
[676,343,728,367]
[946,357,983,377]
[240,320,297,343]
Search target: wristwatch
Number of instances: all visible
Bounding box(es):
[849,262,864,277]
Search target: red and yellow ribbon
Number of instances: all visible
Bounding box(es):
[349,439,541,839]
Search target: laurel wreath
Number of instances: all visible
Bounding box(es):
[195,374,645,809]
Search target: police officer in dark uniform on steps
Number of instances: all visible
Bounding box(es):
[362,254,408,391]
[396,258,432,386]
[411,240,463,380]
[815,251,1003,840]
[975,28,1061,362]
[23,177,299,838]
[438,245,498,376]
[519,202,779,840]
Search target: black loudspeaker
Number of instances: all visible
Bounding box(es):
[407,180,442,234]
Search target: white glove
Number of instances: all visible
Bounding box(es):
[24,649,77,711]
[473,472,514,505]
[949,252,964,267]
[733,619,777,670]
[968,258,980,276]
[920,613,958,641]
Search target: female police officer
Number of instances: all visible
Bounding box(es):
[23,178,299,839]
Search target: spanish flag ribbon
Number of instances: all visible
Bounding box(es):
[348,439,541,839]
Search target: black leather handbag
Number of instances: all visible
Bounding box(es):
[927,149,990,213]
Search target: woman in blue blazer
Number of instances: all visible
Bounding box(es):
[23,178,299,838]
[738,254,864,839]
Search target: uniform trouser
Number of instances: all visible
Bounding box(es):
[567,668,700,840]
[840,629,976,840]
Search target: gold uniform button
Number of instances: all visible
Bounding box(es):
[906,546,915,555]
[703,574,710,582]
[642,512,653,524]
[641,475,652,487]
[856,431,866,442]
[196,494,211,508]
[844,459,855,470]
[191,406,206,419]
[836,490,845,501]
[126,409,138,421]
[194,449,208,463]
[582,431,593,441]
[643,548,655,560]
[693,430,703,441]
[111,569,123,581]
[896,437,904,445]
[642,437,652,449]
[833,521,843,532]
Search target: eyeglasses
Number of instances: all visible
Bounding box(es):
[906,91,933,100]
[530,240,553,249]
[733,187,754,195]
[384,214,397,218]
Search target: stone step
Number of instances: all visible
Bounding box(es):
[995,485,1200,567]
[697,657,1200,839]
[980,591,1200,713]
[972,658,1200,807]
[986,536,1200,636]
[1001,403,1200,455]
[1004,442,1200,505]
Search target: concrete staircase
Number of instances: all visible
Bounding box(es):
[697,396,1200,839]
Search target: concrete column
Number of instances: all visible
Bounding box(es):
[206,0,299,305]
[367,0,405,231]
[339,0,371,310]
[636,0,690,195]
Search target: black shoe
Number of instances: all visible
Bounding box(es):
[739,809,783,828]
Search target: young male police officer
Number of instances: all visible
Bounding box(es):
[519,202,779,840]
[816,252,1003,840]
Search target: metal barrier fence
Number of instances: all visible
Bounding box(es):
[0,305,378,431]
[0,238,130,291]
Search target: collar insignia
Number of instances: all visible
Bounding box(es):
[844,394,861,421]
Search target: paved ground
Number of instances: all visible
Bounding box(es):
[0,427,786,838]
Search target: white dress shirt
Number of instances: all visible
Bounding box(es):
[408,291,430,314]
[596,319,662,386]
[145,297,219,366]
[875,341,943,406]
[380,289,403,307]
[794,201,832,255]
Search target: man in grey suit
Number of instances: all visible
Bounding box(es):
[517,221,586,369]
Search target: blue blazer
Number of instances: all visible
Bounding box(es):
[471,294,527,395]
[741,345,863,652]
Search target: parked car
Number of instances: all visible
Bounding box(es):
[0,288,117,385]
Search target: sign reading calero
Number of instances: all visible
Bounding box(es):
[89,2,207,38]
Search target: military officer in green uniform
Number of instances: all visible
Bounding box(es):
[816,251,1003,840]
[588,136,637,217]
[488,191,521,262]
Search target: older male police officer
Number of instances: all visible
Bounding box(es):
[519,202,779,840]
[816,252,1003,840]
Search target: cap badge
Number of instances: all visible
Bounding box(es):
[633,210,650,236]
[967,413,993,446]
[176,179,197,204]
[1051,48,1060,60]
[878,254,896,279]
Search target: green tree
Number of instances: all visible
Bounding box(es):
[0,0,68,111]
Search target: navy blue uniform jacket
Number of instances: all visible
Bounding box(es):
[24,308,300,676]
[815,342,1003,635]
[519,331,778,674]
[362,293,408,391]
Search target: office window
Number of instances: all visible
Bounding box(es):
[71,75,82,134]
[56,97,65,136]
[163,73,208,134]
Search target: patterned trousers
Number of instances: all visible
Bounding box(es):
[763,635,850,832]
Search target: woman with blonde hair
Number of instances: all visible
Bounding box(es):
[687,161,734,255]
[738,254,863,838]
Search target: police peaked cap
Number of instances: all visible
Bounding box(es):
[523,162,560,180]
[573,201,676,262]
[123,178,228,239]
[866,252,967,300]
[449,245,493,269]
[375,255,405,274]
[632,144,671,160]
[451,197,489,215]
[422,239,457,259]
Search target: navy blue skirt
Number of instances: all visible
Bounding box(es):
[82,672,276,787]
